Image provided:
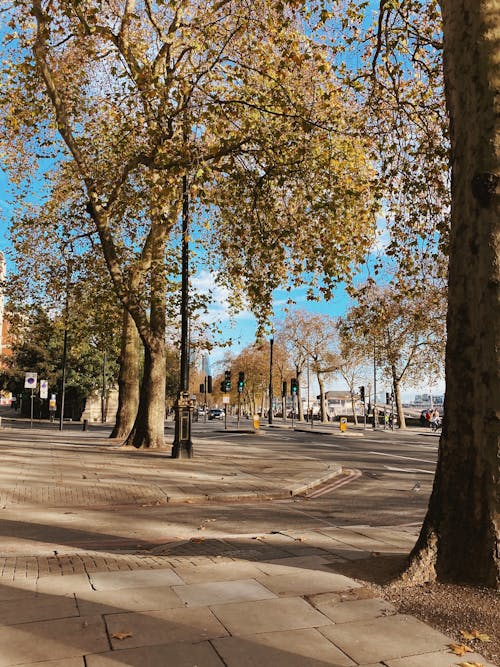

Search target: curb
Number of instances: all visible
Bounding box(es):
[162,464,344,505]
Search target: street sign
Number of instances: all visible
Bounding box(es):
[40,379,49,399]
[222,396,230,404]
[24,372,37,389]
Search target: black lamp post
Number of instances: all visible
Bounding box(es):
[172,174,194,458]
[59,254,73,432]
[268,337,274,425]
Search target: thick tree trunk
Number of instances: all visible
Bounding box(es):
[296,368,304,421]
[406,0,499,588]
[110,309,140,439]
[392,366,406,429]
[124,340,166,449]
[318,375,327,423]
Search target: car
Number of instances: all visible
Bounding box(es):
[208,408,224,420]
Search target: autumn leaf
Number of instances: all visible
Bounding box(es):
[449,644,474,656]
[460,630,491,642]
[111,632,133,640]
[458,662,485,667]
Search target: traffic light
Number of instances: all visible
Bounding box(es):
[224,370,231,392]
[207,376,213,394]
[238,371,245,393]
[359,386,365,403]
[200,383,205,394]
[386,392,390,405]
[282,381,287,397]
[290,378,298,395]
[220,381,226,393]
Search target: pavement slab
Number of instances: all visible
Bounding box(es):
[86,641,225,667]
[89,567,183,591]
[255,570,361,597]
[0,615,108,667]
[172,578,277,607]
[209,596,331,636]
[212,628,358,666]
[171,559,266,584]
[0,594,79,625]
[385,651,498,666]
[318,614,451,664]
[104,606,228,650]
[309,594,397,623]
[76,585,184,616]
[14,660,84,667]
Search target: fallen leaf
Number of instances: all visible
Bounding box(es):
[460,630,491,642]
[449,644,474,656]
[190,537,205,543]
[458,662,485,667]
[112,632,132,640]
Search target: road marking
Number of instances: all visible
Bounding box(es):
[307,469,362,498]
[369,451,435,465]
[383,465,434,475]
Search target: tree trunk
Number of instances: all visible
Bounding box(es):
[124,339,166,448]
[296,368,304,421]
[318,374,327,423]
[392,366,406,429]
[350,390,358,425]
[405,0,499,588]
[110,309,140,439]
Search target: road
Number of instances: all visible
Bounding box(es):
[141,419,439,543]
[0,414,438,556]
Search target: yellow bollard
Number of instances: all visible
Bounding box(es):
[339,417,348,432]
[253,414,260,430]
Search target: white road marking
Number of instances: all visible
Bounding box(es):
[369,451,435,465]
[383,465,434,475]
[307,469,362,498]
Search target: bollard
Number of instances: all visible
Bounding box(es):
[82,419,88,431]
[253,414,260,430]
[339,417,348,432]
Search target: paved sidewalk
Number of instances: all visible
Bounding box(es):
[0,426,495,666]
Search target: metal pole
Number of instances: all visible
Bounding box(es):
[59,327,68,431]
[268,337,274,425]
[30,389,34,429]
[101,350,107,423]
[172,174,193,458]
[373,340,377,429]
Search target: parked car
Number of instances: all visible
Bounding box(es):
[208,408,224,420]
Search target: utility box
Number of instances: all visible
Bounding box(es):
[339,417,348,432]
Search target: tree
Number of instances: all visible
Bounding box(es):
[342,281,445,428]
[277,310,339,422]
[404,0,499,588]
[337,330,371,425]
[0,0,377,448]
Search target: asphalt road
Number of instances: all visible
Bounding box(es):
[142,419,439,539]
[0,414,438,551]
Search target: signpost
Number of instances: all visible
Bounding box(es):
[24,372,37,429]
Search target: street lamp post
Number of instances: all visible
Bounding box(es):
[59,253,73,432]
[172,174,194,458]
[372,339,378,430]
[268,337,274,425]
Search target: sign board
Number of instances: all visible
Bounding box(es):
[24,372,38,389]
[222,396,230,404]
[40,380,49,400]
